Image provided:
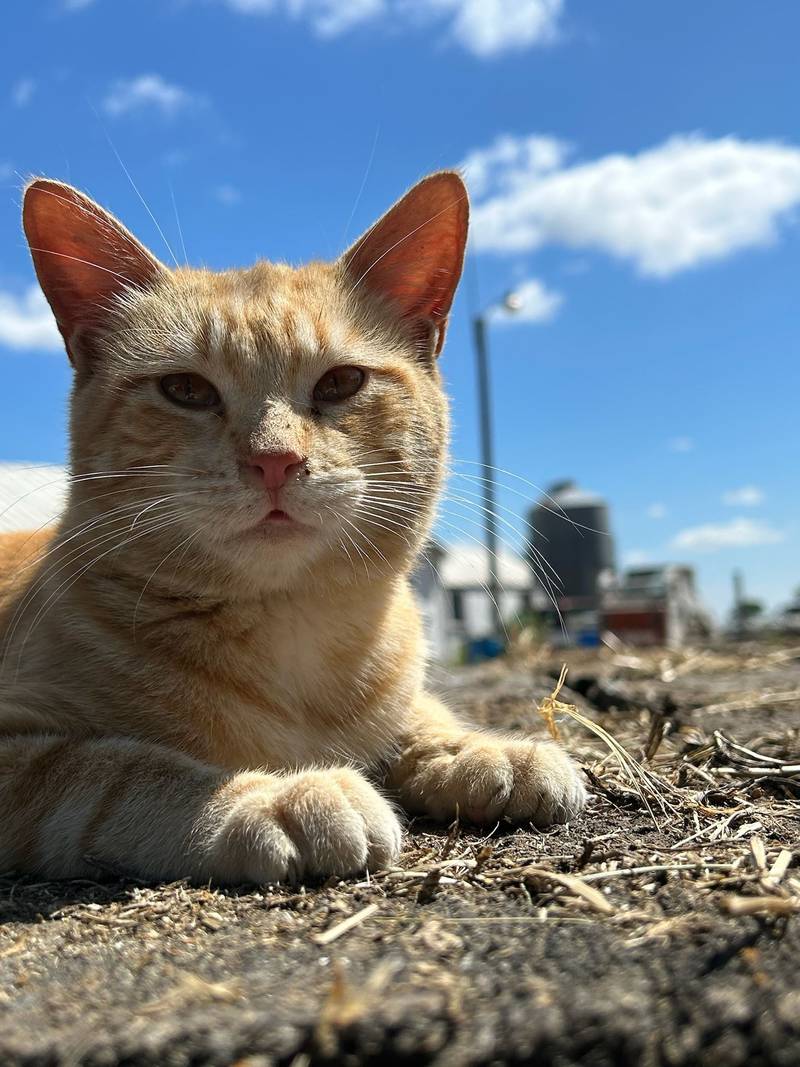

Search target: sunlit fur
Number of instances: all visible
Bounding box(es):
[0,174,586,883]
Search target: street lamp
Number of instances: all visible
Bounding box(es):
[472,290,523,639]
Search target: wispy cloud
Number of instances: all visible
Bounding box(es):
[103,75,199,119]
[214,0,564,56]
[163,150,190,168]
[671,517,784,552]
[646,503,667,520]
[63,0,97,9]
[489,277,563,324]
[11,78,36,108]
[227,0,384,36]
[0,288,61,352]
[214,184,242,206]
[668,436,694,453]
[464,133,800,276]
[722,485,764,507]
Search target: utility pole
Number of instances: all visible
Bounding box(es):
[733,569,745,637]
[472,313,502,637]
[470,290,524,641]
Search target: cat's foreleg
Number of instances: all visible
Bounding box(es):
[0,735,401,882]
[384,693,587,826]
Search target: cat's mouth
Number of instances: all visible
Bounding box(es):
[246,507,313,538]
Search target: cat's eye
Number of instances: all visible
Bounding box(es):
[160,373,222,411]
[312,366,366,404]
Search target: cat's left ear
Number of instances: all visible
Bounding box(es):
[341,171,469,357]
[22,178,166,366]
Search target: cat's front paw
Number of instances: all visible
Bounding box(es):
[404,736,587,828]
[205,767,402,884]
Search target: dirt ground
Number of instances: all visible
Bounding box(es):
[1,641,798,1066]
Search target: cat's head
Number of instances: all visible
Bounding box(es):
[23,174,468,592]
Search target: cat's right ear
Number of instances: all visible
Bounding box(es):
[22,178,165,366]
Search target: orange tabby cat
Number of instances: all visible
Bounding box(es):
[0,173,586,883]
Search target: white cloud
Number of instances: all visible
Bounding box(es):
[406,0,564,57]
[462,134,568,197]
[0,287,61,352]
[722,485,764,507]
[623,549,652,567]
[672,517,784,553]
[11,78,36,107]
[647,503,667,520]
[489,277,563,324]
[215,0,563,55]
[668,436,694,453]
[214,184,242,206]
[466,133,800,276]
[103,75,198,119]
[63,0,96,9]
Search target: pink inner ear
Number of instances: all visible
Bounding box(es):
[23,179,163,346]
[343,172,469,332]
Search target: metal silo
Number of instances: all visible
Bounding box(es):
[526,480,615,616]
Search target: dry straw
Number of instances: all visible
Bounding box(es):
[537,664,683,825]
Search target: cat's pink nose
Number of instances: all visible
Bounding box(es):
[247,450,305,490]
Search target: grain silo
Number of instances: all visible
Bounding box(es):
[526,480,615,616]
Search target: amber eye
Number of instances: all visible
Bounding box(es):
[160,373,222,411]
[312,366,366,404]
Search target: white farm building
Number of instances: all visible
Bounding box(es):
[412,541,537,662]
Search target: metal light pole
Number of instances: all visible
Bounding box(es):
[472,291,523,640]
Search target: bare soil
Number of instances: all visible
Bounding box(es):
[1,642,798,1066]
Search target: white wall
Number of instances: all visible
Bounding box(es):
[458,588,529,641]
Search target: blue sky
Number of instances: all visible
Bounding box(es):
[1,0,798,618]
